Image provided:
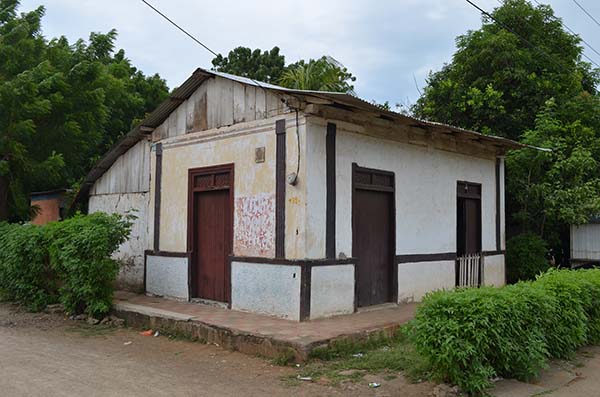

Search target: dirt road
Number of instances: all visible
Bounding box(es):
[0,303,432,397]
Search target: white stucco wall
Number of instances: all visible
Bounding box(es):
[231,261,301,320]
[154,114,307,259]
[483,254,506,287]
[88,192,150,291]
[397,260,456,302]
[146,255,189,300]
[305,120,327,258]
[334,128,498,257]
[310,264,355,318]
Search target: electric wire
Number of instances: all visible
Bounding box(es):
[571,0,600,30]
[533,0,600,67]
[495,0,600,68]
[139,0,265,89]
[465,0,575,74]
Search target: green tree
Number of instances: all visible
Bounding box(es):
[0,1,169,221]
[507,95,600,245]
[212,48,356,94]
[279,56,356,94]
[413,0,596,140]
[211,46,285,83]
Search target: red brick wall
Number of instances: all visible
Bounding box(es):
[31,198,61,225]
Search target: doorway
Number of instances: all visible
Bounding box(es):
[188,164,234,303]
[456,181,482,287]
[352,164,395,307]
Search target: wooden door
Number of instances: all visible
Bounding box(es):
[456,182,481,255]
[189,165,233,303]
[353,165,395,308]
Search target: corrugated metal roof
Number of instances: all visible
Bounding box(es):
[72,67,544,208]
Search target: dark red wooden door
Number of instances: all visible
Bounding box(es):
[189,165,233,303]
[194,189,231,302]
[353,188,394,307]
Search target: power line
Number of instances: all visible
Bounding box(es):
[571,0,600,30]
[465,0,573,74]
[139,0,268,90]
[532,0,600,61]
[140,0,218,57]
[498,0,600,68]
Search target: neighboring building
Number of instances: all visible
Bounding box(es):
[30,189,69,225]
[74,68,523,321]
[570,217,600,267]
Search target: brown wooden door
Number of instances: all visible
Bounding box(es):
[189,165,233,303]
[456,182,482,255]
[353,165,395,308]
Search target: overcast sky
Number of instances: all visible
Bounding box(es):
[18,0,600,106]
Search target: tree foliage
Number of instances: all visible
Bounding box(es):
[412,0,600,255]
[212,47,356,94]
[413,0,596,140]
[211,46,285,83]
[280,56,356,94]
[0,1,169,221]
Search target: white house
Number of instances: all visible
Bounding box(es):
[75,68,522,321]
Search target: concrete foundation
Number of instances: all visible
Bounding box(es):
[146,254,189,300]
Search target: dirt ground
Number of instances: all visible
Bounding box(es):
[0,303,433,397]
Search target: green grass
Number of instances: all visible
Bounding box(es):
[282,324,430,387]
[272,348,297,366]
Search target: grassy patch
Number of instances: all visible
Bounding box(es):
[272,348,297,366]
[283,324,430,387]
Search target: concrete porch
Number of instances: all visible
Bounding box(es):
[112,291,417,361]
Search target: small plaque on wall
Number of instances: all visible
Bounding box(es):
[255,147,265,163]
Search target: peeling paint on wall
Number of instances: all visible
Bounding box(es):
[234,193,275,257]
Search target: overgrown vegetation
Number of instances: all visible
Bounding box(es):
[506,232,549,282]
[412,269,600,395]
[286,327,430,387]
[0,212,131,317]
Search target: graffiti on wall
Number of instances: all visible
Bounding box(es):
[234,193,275,257]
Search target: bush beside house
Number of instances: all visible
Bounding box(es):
[506,233,549,283]
[0,213,131,317]
[412,269,600,395]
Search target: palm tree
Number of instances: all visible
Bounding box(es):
[278,56,356,94]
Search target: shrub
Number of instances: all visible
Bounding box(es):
[412,269,600,395]
[506,233,549,283]
[0,213,131,317]
[46,213,131,317]
[0,223,56,311]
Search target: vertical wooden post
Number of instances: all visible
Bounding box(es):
[153,143,163,252]
[326,123,337,258]
[275,119,286,258]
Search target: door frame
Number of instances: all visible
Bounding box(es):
[351,163,397,310]
[456,180,482,286]
[187,163,234,303]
